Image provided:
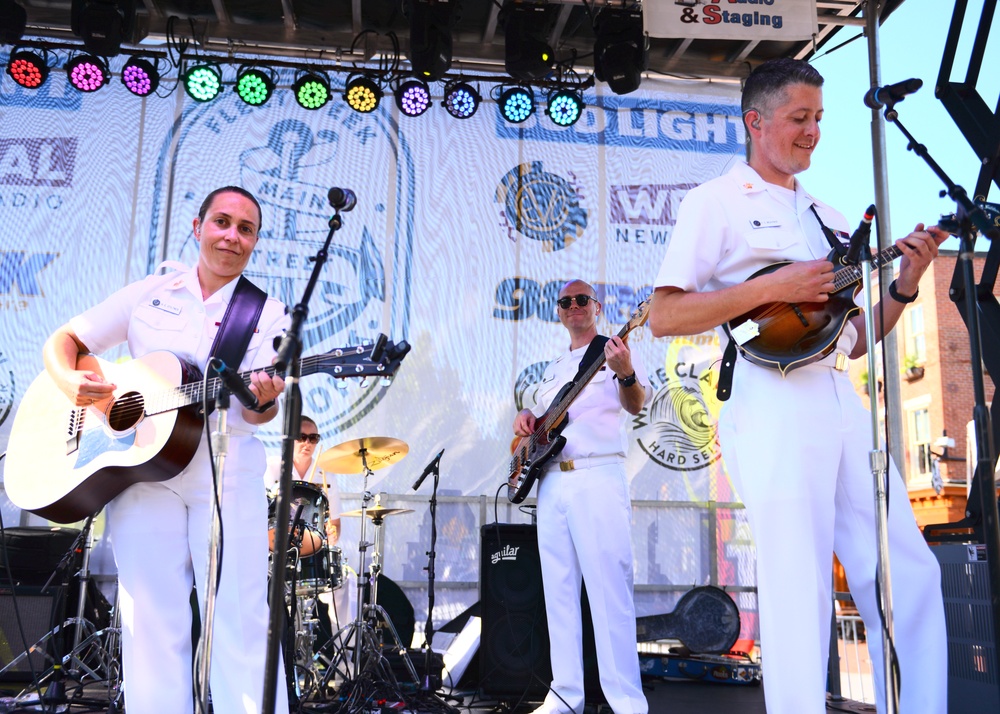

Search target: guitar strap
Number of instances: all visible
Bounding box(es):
[717,206,845,402]
[809,204,848,258]
[208,275,268,371]
[573,335,610,383]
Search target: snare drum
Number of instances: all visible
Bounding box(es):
[268,481,328,557]
[327,545,344,591]
[293,545,344,595]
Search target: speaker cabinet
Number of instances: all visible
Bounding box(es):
[931,543,1000,714]
[479,523,551,696]
[0,585,67,681]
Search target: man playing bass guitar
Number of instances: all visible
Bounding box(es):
[649,59,948,714]
[512,279,650,714]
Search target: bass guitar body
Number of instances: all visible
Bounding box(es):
[507,384,572,504]
[5,353,205,523]
[724,256,860,375]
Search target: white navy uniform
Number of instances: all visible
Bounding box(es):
[654,161,947,714]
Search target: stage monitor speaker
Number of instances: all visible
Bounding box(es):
[479,524,603,701]
[931,543,1000,714]
[0,584,67,682]
[0,527,81,587]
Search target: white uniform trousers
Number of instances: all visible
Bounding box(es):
[108,436,289,714]
[720,362,947,714]
[536,462,648,714]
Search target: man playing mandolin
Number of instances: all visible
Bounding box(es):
[512,279,650,714]
[649,59,948,714]
[41,186,288,714]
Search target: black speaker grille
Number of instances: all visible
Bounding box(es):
[0,585,63,679]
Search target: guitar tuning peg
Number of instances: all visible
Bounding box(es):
[359,376,369,389]
[333,379,349,391]
[379,376,392,387]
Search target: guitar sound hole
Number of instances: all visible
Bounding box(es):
[108,391,145,432]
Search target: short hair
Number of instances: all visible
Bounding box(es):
[300,415,317,430]
[197,186,263,234]
[742,58,824,119]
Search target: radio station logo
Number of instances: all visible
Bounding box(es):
[495,162,587,251]
[0,138,76,187]
[633,337,723,472]
[610,183,696,225]
[149,90,415,441]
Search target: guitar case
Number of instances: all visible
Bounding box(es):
[635,585,741,654]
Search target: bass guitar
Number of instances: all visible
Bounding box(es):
[507,300,649,504]
[723,243,906,375]
[4,338,409,523]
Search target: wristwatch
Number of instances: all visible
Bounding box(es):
[888,280,918,304]
[618,372,637,388]
[251,399,276,414]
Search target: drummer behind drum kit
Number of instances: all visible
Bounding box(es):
[269,436,420,706]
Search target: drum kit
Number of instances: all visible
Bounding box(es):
[268,436,418,705]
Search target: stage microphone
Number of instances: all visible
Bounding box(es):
[863,78,923,109]
[412,448,445,491]
[328,187,357,212]
[845,204,877,265]
[210,358,259,411]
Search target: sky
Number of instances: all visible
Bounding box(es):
[806,0,998,251]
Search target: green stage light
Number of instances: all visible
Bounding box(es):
[235,66,274,106]
[546,88,584,127]
[183,63,222,102]
[293,72,331,110]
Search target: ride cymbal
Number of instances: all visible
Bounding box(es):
[316,436,408,473]
[340,505,415,519]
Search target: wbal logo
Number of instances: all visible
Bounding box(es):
[491,544,520,565]
[149,90,415,442]
[495,162,587,251]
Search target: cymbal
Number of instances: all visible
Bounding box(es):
[316,436,409,473]
[340,505,415,519]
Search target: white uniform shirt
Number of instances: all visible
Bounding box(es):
[531,342,651,462]
[654,161,859,353]
[71,265,288,433]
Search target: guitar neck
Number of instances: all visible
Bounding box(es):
[833,244,903,292]
[145,355,328,416]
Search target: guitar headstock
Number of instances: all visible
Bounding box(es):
[619,298,650,337]
[310,335,411,380]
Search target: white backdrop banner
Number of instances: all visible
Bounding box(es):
[0,56,757,638]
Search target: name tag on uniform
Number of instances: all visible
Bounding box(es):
[148,298,182,315]
[749,218,781,229]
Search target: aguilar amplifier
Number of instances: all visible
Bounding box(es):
[0,584,67,681]
[931,543,1000,714]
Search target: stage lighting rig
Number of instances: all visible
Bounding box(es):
[293,71,331,110]
[71,0,137,57]
[498,86,534,124]
[404,0,458,81]
[0,1,27,45]
[66,54,110,92]
[593,4,648,95]
[395,78,432,117]
[546,88,584,127]
[443,80,480,119]
[344,75,383,113]
[183,62,223,102]
[502,2,555,82]
[235,66,275,106]
[121,56,159,96]
[6,49,48,89]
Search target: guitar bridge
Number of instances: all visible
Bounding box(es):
[791,304,810,327]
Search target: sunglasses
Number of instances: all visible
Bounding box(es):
[296,433,321,444]
[557,294,598,309]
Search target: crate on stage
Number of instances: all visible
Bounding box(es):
[639,652,762,686]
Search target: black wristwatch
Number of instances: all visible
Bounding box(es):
[888,279,918,304]
[251,400,276,414]
[618,372,637,388]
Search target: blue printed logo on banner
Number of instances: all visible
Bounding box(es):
[496,162,587,250]
[148,89,415,440]
[494,94,742,152]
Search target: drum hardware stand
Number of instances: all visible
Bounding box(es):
[412,450,460,714]
[265,189,354,714]
[4,516,124,712]
[320,459,419,693]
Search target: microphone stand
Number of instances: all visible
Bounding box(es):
[852,228,900,714]
[880,100,1000,680]
[195,386,232,714]
[262,206,347,714]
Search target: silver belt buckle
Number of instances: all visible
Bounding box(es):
[834,352,848,372]
[559,460,575,472]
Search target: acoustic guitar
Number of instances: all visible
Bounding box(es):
[4,339,408,523]
[507,300,649,504]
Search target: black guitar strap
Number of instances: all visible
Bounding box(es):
[208,275,268,371]
[809,204,848,258]
[572,335,610,383]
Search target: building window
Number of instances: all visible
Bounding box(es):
[907,305,926,364]
[911,407,932,477]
